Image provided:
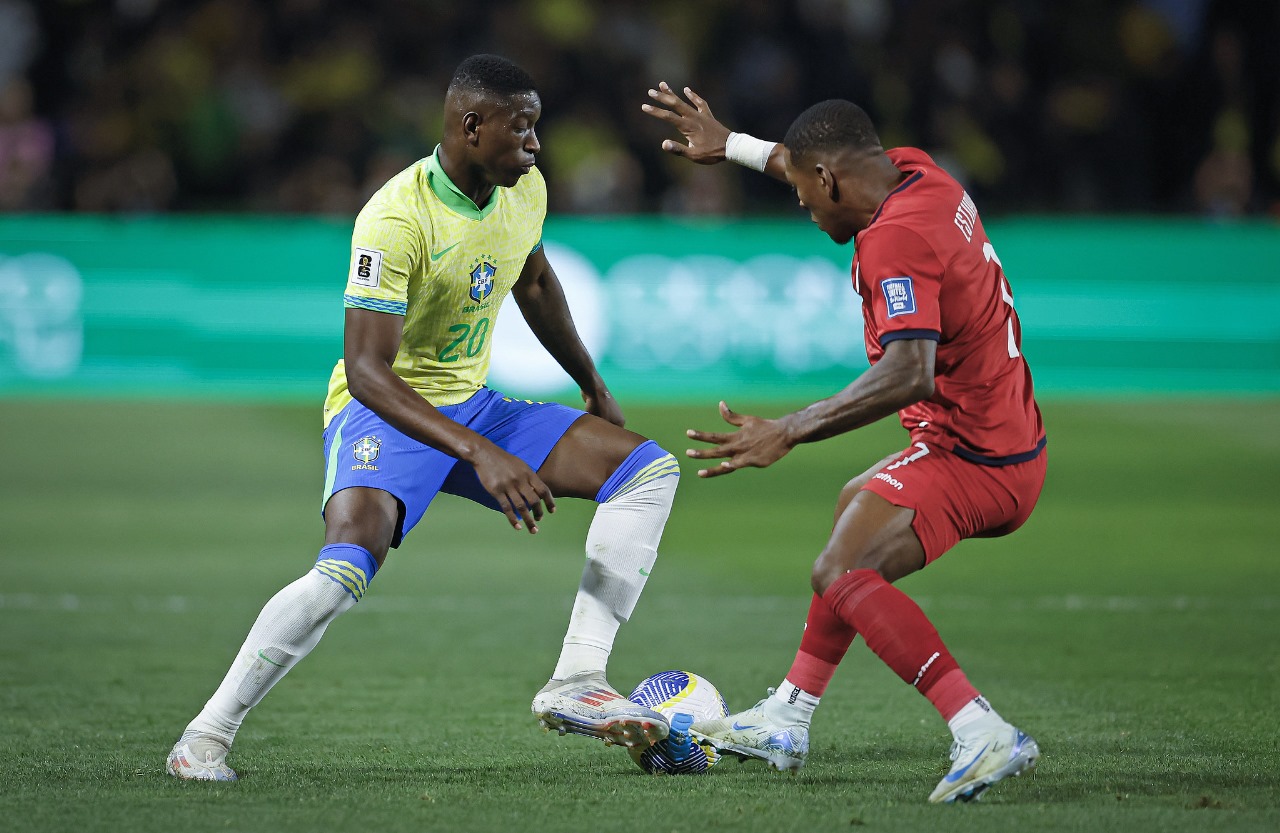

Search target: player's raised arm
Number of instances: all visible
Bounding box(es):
[512,246,625,427]
[642,81,789,182]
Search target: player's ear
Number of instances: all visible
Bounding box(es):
[817,164,839,203]
[462,111,482,146]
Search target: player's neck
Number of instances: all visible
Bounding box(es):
[852,158,909,230]
[868,156,908,205]
[437,145,497,208]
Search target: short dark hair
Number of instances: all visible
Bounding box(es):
[784,100,881,161]
[449,54,538,98]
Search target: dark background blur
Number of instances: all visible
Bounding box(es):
[4,0,1277,217]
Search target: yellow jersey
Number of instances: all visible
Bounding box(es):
[323,148,546,427]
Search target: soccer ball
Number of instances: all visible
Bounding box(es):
[626,670,730,775]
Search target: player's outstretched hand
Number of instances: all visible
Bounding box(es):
[686,401,793,478]
[642,82,730,165]
[583,387,626,427]
[471,444,556,533]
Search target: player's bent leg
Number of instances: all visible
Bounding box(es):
[531,419,679,748]
[697,486,919,774]
[778,450,918,704]
[167,488,395,781]
[812,489,926,595]
[786,453,913,689]
[818,489,1036,802]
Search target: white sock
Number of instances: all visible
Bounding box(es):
[552,466,678,680]
[186,569,357,745]
[947,695,1003,741]
[765,679,819,726]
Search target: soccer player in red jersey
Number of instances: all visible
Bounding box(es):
[643,84,1046,803]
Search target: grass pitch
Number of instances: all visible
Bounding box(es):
[1,397,1277,832]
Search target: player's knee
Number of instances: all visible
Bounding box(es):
[310,543,379,604]
[811,545,901,595]
[323,488,398,564]
[811,560,839,596]
[595,440,680,507]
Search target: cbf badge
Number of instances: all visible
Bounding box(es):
[469,260,497,303]
[882,276,917,317]
[352,435,381,471]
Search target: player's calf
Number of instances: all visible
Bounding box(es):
[536,441,679,747]
[167,544,380,779]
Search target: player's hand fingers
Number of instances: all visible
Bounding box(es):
[522,476,554,521]
[656,82,702,118]
[514,494,540,534]
[641,102,682,125]
[683,86,711,114]
[496,497,524,531]
[660,139,692,157]
[685,446,730,460]
[523,490,545,524]
[686,428,732,444]
[719,401,746,426]
[697,461,738,478]
[534,479,557,514]
[647,85,690,114]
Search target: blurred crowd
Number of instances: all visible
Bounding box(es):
[2,0,1277,216]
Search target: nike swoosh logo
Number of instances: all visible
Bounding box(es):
[429,242,460,261]
[731,721,760,730]
[945,743,990,782]
[638,568,650,576]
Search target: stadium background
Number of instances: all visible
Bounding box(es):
[2,1,1278,832]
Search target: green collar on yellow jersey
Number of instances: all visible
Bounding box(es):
[425,146,501,220]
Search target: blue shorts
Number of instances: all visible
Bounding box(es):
[322,388,586,547]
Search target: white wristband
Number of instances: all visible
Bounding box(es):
[725,132,777,172]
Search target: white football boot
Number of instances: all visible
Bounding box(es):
[166,731,238,781]
[691,695,809,773]
[532,671,669,749]
[928,721,1039,803]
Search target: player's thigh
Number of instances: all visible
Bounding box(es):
[439,389,646,506]
[857,442,1037,569]
[537,414,649,499]
[323,487,399,566]
[322,398,460,556]
[834,450,907,523]
[812,490,925,594]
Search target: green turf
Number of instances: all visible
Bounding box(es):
[1,398,1277,832]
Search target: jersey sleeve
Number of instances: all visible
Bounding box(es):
[859,224,944,346]
[343,198,422,316]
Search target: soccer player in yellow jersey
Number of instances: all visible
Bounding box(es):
[166,55,680,781]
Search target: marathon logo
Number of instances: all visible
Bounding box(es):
[874,472,904,491]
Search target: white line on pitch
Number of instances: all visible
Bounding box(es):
[0,593,1276,614]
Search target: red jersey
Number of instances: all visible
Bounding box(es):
[852,147,1045,465]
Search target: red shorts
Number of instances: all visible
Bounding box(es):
[860,441,1047,563]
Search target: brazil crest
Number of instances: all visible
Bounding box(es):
[469,260,497,303]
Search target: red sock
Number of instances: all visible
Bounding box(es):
[823,569,979,721]
[784,593,857,696]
